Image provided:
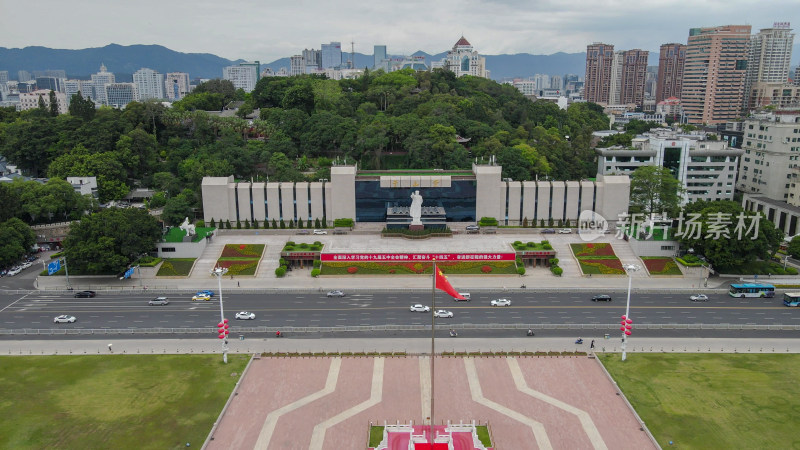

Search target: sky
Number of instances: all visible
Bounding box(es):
[2,0,799,64]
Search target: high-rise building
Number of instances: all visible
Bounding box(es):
[104,83,138,108]
[64,79,95,105]
[222,64,258,93]
[533,73,550,91]
[321,42,342,69]
[164,72,190,101]
[619,49,648,107]
[584,43,615,104]
[17,70,32,82]
[744,23,795,110]
[302,49,321,73]
[680,25,751,124]
[607,51,624,104]
[289,55,305,76]
[91,63,115,106]
[738,110,800,201]
[550,75,563,91]
[133,67,165,100]
[374,45,387,71]
[795,66,800,86]
[33,69,66,79]
[441,36,488,78]
[656,43,686,102]
[35,76,65,93]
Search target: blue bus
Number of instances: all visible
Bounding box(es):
[729,283,776,298]
[783,293,800,307]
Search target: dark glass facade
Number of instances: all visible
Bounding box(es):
[354,180,477,222]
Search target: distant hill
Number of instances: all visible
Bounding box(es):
[0,44,240,80]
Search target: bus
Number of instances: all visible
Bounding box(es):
[729,283,776,298]
[784,292,800,307]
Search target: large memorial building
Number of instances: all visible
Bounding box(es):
[201,164,630,226]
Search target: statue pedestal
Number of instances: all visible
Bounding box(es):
[409,223,424,231]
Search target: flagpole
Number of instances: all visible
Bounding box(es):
[430,258,436,444]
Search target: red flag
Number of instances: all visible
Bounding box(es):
[435,267,466,300]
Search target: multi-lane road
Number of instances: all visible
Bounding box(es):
[1,289,798,333]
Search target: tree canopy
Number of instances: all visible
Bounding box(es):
[629,166,683,217]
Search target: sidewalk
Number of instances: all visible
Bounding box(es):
[3,337,800,355]
[34,231,738,293]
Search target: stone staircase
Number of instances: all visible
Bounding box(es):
[189,242,225,279]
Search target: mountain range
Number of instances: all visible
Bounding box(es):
[1,43,798,83]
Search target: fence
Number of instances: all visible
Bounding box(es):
[2,322,798,336]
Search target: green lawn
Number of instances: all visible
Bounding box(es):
[156,258,196,276]
[600,353,800,449]
[0,354,249,449]
[164,226,215,243]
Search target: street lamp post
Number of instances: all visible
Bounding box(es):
[211,266,229,364]
[621,264,640,361]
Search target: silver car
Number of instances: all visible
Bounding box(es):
[54,315,76,323]
[148,297,169,306]
[434,309,454,318]
[327,290,345,297]
[490,298,511,307]
[235,311,256,320]
[410,304,431,312]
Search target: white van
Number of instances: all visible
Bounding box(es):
[456,293,470,301]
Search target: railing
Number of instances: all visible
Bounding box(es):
[2,322,798,336]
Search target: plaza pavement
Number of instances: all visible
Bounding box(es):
[35,227,742,293]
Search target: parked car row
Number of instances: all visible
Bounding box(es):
[1,256,39,277]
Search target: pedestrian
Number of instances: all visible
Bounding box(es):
[237,281,240,287]
[590,339,595,349]
[108,343,113,353]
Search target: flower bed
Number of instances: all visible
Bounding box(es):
[641,257,683,276]
[282,241,323,252]
[215,260,259,276]
[156,258,196,277]
[577,259,625,275]
[570,242,616,257]
[320,260,517,275]
[221,244,265,258]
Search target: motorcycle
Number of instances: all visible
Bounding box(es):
[575,338,583,344]
[449,329,458,337]
[527,329,535,336]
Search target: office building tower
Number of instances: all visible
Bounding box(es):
[533,73,550,91]
[584,43,614,103]
[744,23,795,110]
[35,76,64,93]
[302,49,321,72]
[223,64,258,93]
[619,49,648,107]
[656,43,686,102]
[91,63,115,106]
[290,55,305,76]
[608,51,624,104]
[681,25,751,124]
[18,89,68,114]
[0,71,8,93]
[64,79,95,105]
[33,70,66,79]
[133,68,165,100]
[164,73,190,101]
[374,45,387,71]
[17,70,32,82]
[441,36,488,78]
[550,75,563,91]
[321,42,342,69]
[239,61,260,81]
[104,83,138,108]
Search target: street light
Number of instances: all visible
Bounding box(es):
[621,263,640,362]
[210,266,229,364]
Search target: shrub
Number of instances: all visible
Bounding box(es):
[307,219,313,228]
[252,219,259,229]
[315,218,321,228]
[527,242,535,247]
[279,219,286,229]
[321,217,327,228]
[275,266,286,277]
[479,217,499,226]
[286,241,296,246]
[516,258,523,266]
[514,241,522,246]
[481,265,493,273]
[551,266,563,276]
[347,266,359,274]
[310,268,320,277]
[517,266,526,275]
[542,243,552,250]
[549,258,559,266]
[279,258,287,266]
[789,267,799,275]
[313,260,321,268]
[522,217,528,227]
[225,220,231,229]
[298,220,303,229]
[195,220,205,227]
[210,218,216,228]
[244,219,250,229]
[272,219,278,229]
[334,218,354,228]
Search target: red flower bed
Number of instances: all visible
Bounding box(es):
[221,244,264,258]
[347,266,358,274]
[481,265,493,273]
[642,257,682,275]
[643,258,669,272]
[581,258,624,271]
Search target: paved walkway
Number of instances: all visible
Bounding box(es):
[34,230,749,293]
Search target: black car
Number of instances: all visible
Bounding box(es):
[74,290,96,298]
[541,228,556,234]
[591,294,612,302]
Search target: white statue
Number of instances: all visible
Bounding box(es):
[179,217,196,236]
[410,190,423,225]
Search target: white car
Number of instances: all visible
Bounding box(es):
[235,311,256,320]
[490,298,512,307]
[326,290,345,297]
[557,228,572,234]
[313,229,327,235]
[54,315,76,323]
[192,294,211,301]
[6,267,22,276]
[690,294,709,302]
[434,309,454,318]
[410,304,431,312]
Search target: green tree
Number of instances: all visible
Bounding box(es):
[68,92,96,120]
[48,90,59,116]
[679,200,783,270]
[0,218,36,267]
[787,235,800,259]
[161,194,194,226]
[63,208,161,274]
[629,166,683,217]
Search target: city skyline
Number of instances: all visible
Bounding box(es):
[1,0,798,65]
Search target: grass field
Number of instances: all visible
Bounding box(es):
[164,226,215,243]
[600,353,800,449]
[0,354,249,449]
